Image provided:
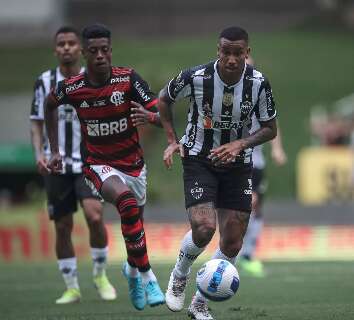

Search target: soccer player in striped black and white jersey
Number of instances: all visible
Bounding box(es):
[30,26,116,304]
[44,24,165,310]
[158,26,278,319]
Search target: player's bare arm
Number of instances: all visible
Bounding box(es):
[158,92,184,169]
[130,101,162,127]
[210,118,277,165]
[30,119,51,175]
[44,95,62,173]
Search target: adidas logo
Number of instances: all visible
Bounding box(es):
[80,101,89,108]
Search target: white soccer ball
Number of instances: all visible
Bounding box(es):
[196,259,240,302]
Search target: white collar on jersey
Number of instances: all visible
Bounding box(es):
[56,66,85,81]
[214,59,246,88]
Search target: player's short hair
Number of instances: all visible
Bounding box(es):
[55,26,80,40]
[219,26,249,42]
[81,23,111,45]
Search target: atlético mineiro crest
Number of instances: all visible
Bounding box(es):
[110,91,124,106]
[240,100,253,116]
[191,182,203,200]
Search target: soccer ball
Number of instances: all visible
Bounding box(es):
[196,259,240,302]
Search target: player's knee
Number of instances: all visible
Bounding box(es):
[86,213,103,228]
[55,217,73,236]
[193,223,216,247]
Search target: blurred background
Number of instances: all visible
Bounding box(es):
[0,0,354,263]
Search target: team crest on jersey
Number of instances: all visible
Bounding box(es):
[191,182,203,200]
[110,91,125,106]
[240,100,253,116]
[222,92,233,107]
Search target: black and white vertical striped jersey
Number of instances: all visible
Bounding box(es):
[30,67,84,174]
[164,60,277,165]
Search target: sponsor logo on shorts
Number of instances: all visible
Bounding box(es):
[101,166,113,174]
[244,178,252,195]
[191,182,203,200]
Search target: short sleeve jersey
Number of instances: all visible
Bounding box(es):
[30,67,84,174]
[164,60,277,164]
[49,66,157,177]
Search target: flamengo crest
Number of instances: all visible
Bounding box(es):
[110,91,125,106]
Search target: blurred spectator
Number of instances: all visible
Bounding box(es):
[310,98,354,146]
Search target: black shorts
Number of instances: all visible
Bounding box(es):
[43,173,99,221]
[182,156,252,212]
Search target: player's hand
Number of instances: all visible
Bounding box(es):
[163,142,184,169]
[209,140,244,166]
[131,101,153,126]
[47,152,63,173]
[271,147,287,166]
[36,155,51,175]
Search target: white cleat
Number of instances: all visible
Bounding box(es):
[187,295,214,320]
[165,271,188,312]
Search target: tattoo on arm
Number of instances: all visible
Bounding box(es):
[243,119,277,148]
[158,93,179,143]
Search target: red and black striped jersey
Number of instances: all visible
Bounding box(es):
[49,66,157,177]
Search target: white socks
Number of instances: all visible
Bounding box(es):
[239,214,263,259]
[212,247,237,265]
[174,230,205,279]
[125,262,139,278]
[140,269,157,285]
[58,257,79,290]
[91,247,108,277]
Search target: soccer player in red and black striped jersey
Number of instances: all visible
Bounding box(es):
[44,24,165,310]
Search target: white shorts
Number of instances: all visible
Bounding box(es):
[84,165,147,206]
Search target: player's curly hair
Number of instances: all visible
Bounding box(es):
[219,26,248,42]
[82,23,111,45]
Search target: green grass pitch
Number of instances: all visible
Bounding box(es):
[1,261,354,319]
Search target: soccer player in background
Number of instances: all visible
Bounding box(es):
[158,26,277,319]
[238,56,287,277]
[30,26,116,304]
[44,23,165,311]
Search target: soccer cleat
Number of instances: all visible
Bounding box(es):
[93,271,117,301]
[55,288,81,304]
[187,295,214,320]
[122,262,146,310]
[238,258,265,277]
[165,271,188,312]
[144,280,165,307]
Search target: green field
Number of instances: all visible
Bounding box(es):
[1,261,354,319]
